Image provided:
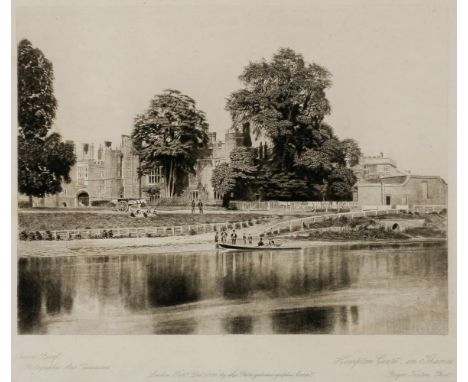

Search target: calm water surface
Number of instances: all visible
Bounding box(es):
[18,242,448,334]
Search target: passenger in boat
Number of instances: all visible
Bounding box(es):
[231,230,237,244]
[258,238,264,246]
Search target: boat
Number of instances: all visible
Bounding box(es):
[217,243,301,251]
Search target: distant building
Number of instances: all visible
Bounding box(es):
[354,154,447,207]
[352,153,408,181]
[25,125,256,207]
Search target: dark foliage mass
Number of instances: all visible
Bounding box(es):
[132,89,209,198]
[17,39,76,202]
[213,48,360,201]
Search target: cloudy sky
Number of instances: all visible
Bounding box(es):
[15,0,454,179]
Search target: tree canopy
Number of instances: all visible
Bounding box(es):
[17,39,76,203]
[220,48,361,201]
[132,89,209,198]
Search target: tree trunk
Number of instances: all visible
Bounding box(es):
[170,164,176,197]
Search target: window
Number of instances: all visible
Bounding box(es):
[191,191,199,200]
[214,191,223,200]
[77,165,88,184]
[385,196,391,205]
[148,166,164,185]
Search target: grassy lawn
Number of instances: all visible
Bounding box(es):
[18,212,276,231]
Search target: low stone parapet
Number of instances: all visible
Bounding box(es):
[18,216,270,241]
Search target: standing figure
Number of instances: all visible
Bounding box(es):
[214,231,219,245]
[198,200,204,214]
[191,199,196,214]
[233,230,237,245]
[248,234,252,244]
[243,233,247,245]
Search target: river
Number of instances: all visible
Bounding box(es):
[17,241,447,335]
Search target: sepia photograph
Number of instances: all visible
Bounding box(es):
[11,0,457,380]
[14,0,452,337]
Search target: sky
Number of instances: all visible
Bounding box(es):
[15,0,454,179]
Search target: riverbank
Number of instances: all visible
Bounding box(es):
[17,233,446,258]
[18,211,281,231]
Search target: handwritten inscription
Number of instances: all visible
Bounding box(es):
[334,354,454,380]
[146,370,315,380]
[15,352,110,373]
[14,351,453,381]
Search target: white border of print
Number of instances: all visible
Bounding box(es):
[1,0,12,381]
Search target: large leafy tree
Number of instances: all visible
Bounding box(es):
[341,138,361,167]
[226,48,332,172]
[211,163,237,207]
[211,148,258,205]
[17,39,76,205]
[132,89,209,198]
[226,48,360,201]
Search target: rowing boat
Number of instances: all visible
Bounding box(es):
[217,243,301,251]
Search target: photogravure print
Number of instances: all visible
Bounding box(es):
[12,0,456,380]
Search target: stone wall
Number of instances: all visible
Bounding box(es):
[357,176,448,207]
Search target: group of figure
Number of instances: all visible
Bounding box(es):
[129,207,157,218]
[191,199,204,214]
[215,229,253,245]
[257,237,276,247]
[214,230,277,248]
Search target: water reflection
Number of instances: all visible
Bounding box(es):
[18,242,448,334]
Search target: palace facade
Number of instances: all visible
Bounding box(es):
[26,124,271,207]
[22,128,447,209]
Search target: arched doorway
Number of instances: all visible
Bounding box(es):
[77,191,89,207]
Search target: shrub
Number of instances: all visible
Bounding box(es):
[18,200,30,209]
[91,200,116,208]
[338,215,349,225]
[189,228,197,235]
[27,232,36,240]
[34,231,43,240]
[349,220,359,229]
[45,230,53,240]
[19,231,28,240]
